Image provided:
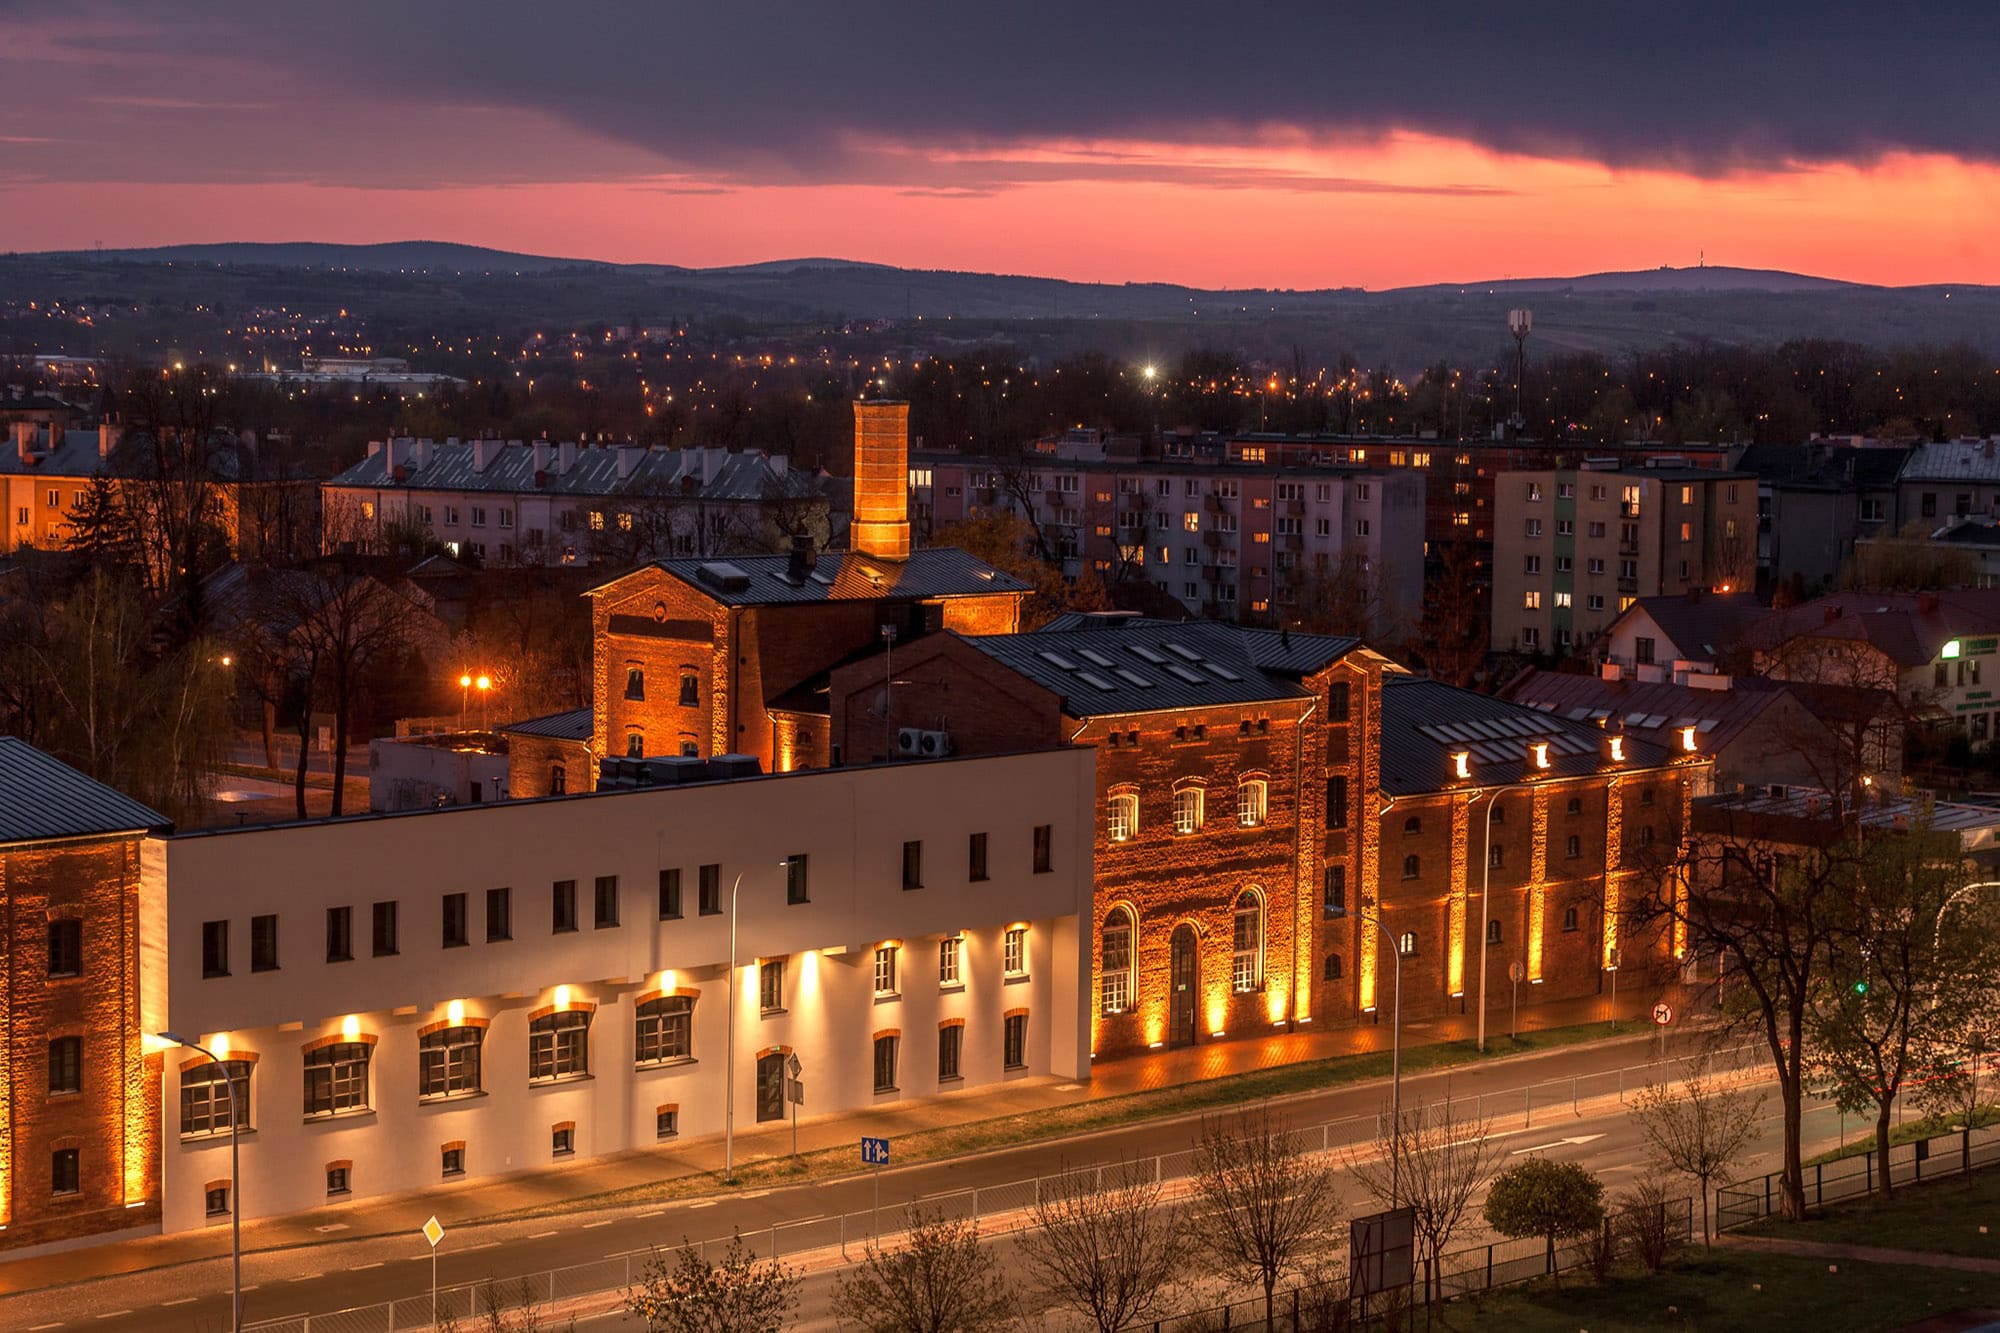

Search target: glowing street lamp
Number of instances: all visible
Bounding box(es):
[155,1032,240,1330]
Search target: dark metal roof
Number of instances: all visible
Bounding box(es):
[1035,612,1361,677]
[500,707,592,742]
[958,622,1310,716]
[327,439,829,504]
[1622,593,1766,662]
[627,547,1028,607]
[0,737,169,844]
[1743,590,2000,668]
[1379,677,1676,795]
[1506,668,1790,756]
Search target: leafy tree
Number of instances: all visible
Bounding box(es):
[1630,1057,1765,1244]
[623,1234,798,1333]
[1186,1105,1344,1324]
[829,1207,1015,1333]
[1481,1158,1605,1282]
[1346,1098,1501,1308]
[1016,1159,1187,1333]
[929,512,1102,629]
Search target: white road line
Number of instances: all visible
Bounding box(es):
[350,1261,384,1270]
[637,1210,664,1218]
[94,1311,134,1320]
[459,1240,501,1252]
[529,1230,559,1240]
[161,1297,197,1306]
[28,1322,64,1329]
[287,1273,321,1282]
[582,1219,614,1230]
[686,1200,718,1209]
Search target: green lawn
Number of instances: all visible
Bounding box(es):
[1806,1105,2000,1166]
[475,1021,1630,1223]
[1437,1252,2000,1332]
[1743,1161,2000,1261]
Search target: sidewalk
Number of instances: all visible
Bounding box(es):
[1720,1233,2000,1275]
[0,977,1688,1294]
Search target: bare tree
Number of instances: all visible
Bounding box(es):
[1409,536,1487,686]
[1187,1106,1345,1326]
[1630,1056,1766,1244]
[623,1234,798,1333]
[1016,1159,1187,1333]
[1345,1098,1501,1308]
[829,1206,1015,1333]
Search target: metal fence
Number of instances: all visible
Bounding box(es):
[1138,1197,1696,1331]
[243,1040,1755,1332]
[1716,1118,2000,1230]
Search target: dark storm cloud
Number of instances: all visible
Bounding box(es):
[4,1,1998,185]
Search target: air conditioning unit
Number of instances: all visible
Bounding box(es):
[897,727,953,757]
[897,727,925,756]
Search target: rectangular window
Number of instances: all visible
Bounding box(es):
[328,1166,351,1195]
[1033,824,1053,873]
[968,832,989,881]
[180,1061,250,1136]
[902,840,923,890]
[785,854,809,905]
[761,957,786,1012]
[938,1026,962,1081]
[48,1036,81,1094]
[442,1146,465,1176]
[1525,518,1542,538]
[1323,866,1347,918]
[52,1148,80,1196]
[658,869,682,919]
[552,1126,575,1155]
[939,936,961,986]
[593,875,620,928]
[486,887,511,941]
[528,1012,590,1082]
[1327,775,1348,829]
[656,1107,679,1139]
[419,1027,483,1098]
[304,1042,372,1116]
[1004,927,1028,978]
[441,893,469,948]
[326,906,352,963]
[874,946,899,996]
[1004,1014,1028,1070]
[625,667,645,700]
[552,880,578,932]
[1329,681,1350,721]
[46,919,80,978]
[873,1034,899,1093]
[202,920,229,978]
[371,901,398,957]
[698,864,721,915]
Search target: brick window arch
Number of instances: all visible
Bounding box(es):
[1172,781,1206,836]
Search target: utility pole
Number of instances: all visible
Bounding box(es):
[880,624,898,760]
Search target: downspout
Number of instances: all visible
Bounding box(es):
[1293,696,1319,1027]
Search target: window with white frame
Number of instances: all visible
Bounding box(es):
[1004,927,1028,978]
[1107,792,1138,843]
[1237,778,1267,827]
[1231,891,1264,992]
[1100,908,1135,1014]
[873,945,899,996]
[938,935,962,987]
[1172,786,1205,835]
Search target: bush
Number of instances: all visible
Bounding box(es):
[1616,1178,1683,1272]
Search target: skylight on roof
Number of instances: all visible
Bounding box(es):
[1206,664,1243,683]
[1165,664,1206,685]
[1127,644,1168,664]
[1036,650,1079,671]
[1077,670,1119,690]
[1077,648,1116,668]
[1114,669,1155,688]
[1166,643,1205,663]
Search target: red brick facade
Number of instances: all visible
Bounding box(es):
[0,835,161,1249]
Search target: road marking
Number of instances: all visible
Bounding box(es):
[529,1231,559,1240]
[162,1298,197,1307]
[638,1210,664,1218]
[583,1219,614,1230]
[288,1273,321,1282]
[94,1312,133,1320]
[687,1200,717,1209]
[459,1240,500,1252]
[740,1189,771,1199]
[351,1261,384,1270]
[1510,1133,1607,1156]
[29,1322,65,1329]
[611,1247,653,1258]
[240,1286,261,1293]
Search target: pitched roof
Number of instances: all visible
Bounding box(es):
[1378,676,1676,795]
[0,429,296,483]
[327,439,829,504]
[0,737,169,844]
[1742,590,2000,667]
[1035,612,1361,677]
[1897,439,2000,484]
[499,707,592,742]
[616,547,1028,607]
[1734,443,1912,490]
[957,622,1312,716]
[1505,668,1791,756]
[1622,593,1766,662]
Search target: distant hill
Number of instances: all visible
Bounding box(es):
[48,240,676,275]
[1394,265,1861,296]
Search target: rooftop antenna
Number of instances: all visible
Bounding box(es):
[1507,309,1532,436]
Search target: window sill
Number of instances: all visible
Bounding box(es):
[551,927,579,936]
[636,1057,697,1071]
[418,1089,488,1106]
[937,1074,964,1085]
[761,1006,787,1018]
[529,1073,593,1088]
[874,992,901,1004]
[1004,973,1030,985]
[902,884,924,892]
[486,935,513,944]
[202,971,231,981]
[443,941,470,950]
[180,1126,255,1143]
[938,983,965,995]
[873,1086,899,1097]
[968,874,990,884]
[303,1107,376,1125]
[326,955,355,965]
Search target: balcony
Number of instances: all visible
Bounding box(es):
[1203,530,1224,549]
[1286,499,1307,517]
[1617,577,1639,593]
[1205,494,1227,514]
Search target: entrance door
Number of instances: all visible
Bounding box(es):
[756,1052,785,1122]
[1169,924,1199,1048]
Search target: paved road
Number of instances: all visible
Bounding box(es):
[0,1026,1869,1332]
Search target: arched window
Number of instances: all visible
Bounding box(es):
[1402,854,1421,879]
[1487,919,1503,946]
[180,1060,252,1136]
[1562,906,1580,932]
[1232,891,1264,993]
[1323,953,1343,981]
[626,732,644,758]
[529,1010,590,1083]
[1397,931,1417,957]
[1107,793,1139,843]
[304,1042,371,1117]
[635,996,694,1065]
[1100,908,1135,1015]
[1564,834,1580,859]
[1403,815,1422,836]
[550,764,567,795]
[1639,825,1657,847]
[1173,786,1205,835]
[1237,779,1268,828]
[418,1026,483,1099]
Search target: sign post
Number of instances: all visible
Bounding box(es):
[861,1136,890,1240]
[786,1053,804,1158]
[1652,1001,1674,1066]
[1508,961,1525,1040]
[1607,946,1622,1030]
[423,1214,445,1329]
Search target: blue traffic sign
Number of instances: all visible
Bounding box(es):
[861,1136,891,1165]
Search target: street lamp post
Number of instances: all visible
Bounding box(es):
[723,869,746,1184]
[458,673,472,729]
[1357,910,1404,1204]
[158,1032,240,1331]
[475,674,492,731]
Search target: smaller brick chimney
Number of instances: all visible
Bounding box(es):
[14,420,36,465]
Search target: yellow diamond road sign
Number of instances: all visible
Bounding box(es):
[423,1215,445,1249]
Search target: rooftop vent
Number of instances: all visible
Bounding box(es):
[695,561,752,593]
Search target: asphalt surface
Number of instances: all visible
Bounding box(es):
[0,1029,1858,1331]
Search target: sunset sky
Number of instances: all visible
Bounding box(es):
[3,2,1997,289]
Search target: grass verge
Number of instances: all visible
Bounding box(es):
[1805,1104,2000,1166]
[1439,1251,2000,1332]
[1743,1158,2000,1260]
[471,1019,1634,1224]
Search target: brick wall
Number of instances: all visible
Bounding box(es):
[828,635,1065,765]
[507,734,594,798]
[0,834,161,1249]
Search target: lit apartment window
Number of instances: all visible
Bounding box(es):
[1237,779,1267,827]
[874,945,899,997]
[1523,590,1541,610]
[1554,592,1572,608]
[1004,927,1028,978]
[1107,793,1138,843]
[1172,786,1205,835]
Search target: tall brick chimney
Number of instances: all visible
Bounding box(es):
[851,398,911,562]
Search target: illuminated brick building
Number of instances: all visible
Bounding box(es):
[0,739,169,1252]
